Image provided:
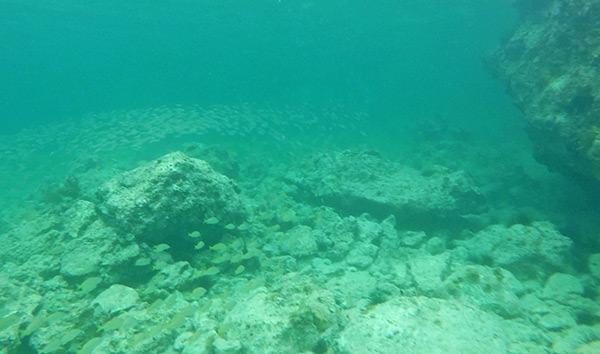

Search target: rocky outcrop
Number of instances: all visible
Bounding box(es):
[488,0,600,185]
[285,150,484,224]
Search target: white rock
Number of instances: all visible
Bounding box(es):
[408,252,452,295]
[336,296,537,354]
[541,273,584,299]
[91,284,140,316]
[279,225,318,258]
[538,309,577,331]
[213,337,243,354]
[457,222,572,278]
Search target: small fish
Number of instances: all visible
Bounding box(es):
[210,243,227,252]
[196,266,220,277]
[153,244,170,253]
[41,338,63,353]
[211,253,230,264]
[280,211,296,223]
[258,212,274,220]
[188,231,202,238]
[230,253,244,263]
[79,277,102,294]
[191,287,207,298]
[77,337,102,354]
[135,258,151,266]
[204,266,220,276]
[49,245,65,255]
[23,312,47,336]
[152,260,168,271]
[45,312,67,325]
[167,305,196,330]
[60,328,83,345]
[217,322,232,336]
[0,312,21,332]
[225,223,236,230]
[204,217,219,225]
[242,249,261,260]
[147,299,163,312]
[194,241,205,250]
[234,265,245,275]
[98,316,124,332]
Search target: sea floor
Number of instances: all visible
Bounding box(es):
[1,105,599,354]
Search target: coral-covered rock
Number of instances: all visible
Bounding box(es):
[488,0,600,184]
[96,152,246,242]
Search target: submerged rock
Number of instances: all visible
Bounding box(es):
[285,150,484,224]
[488,0,600,185]
[276,225,319,258]
[216,274,337,354]
[96,151,246,242]
[336,296,540,354]
[457,222,573,279]
[60,219,140,278]
[439,265,525,319]
[91,284,140,317]
[588,253,600,279]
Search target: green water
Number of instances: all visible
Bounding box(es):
[1,1,515,132]
[1,1,599,353]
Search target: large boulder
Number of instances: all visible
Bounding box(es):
[96,152,246,243]
[488,0,600,185]
[335,296,541,354]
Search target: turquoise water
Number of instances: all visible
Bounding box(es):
[1,1,599,353]
[1,1,515,133]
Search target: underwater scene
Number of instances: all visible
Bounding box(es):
[1,0,600,353]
